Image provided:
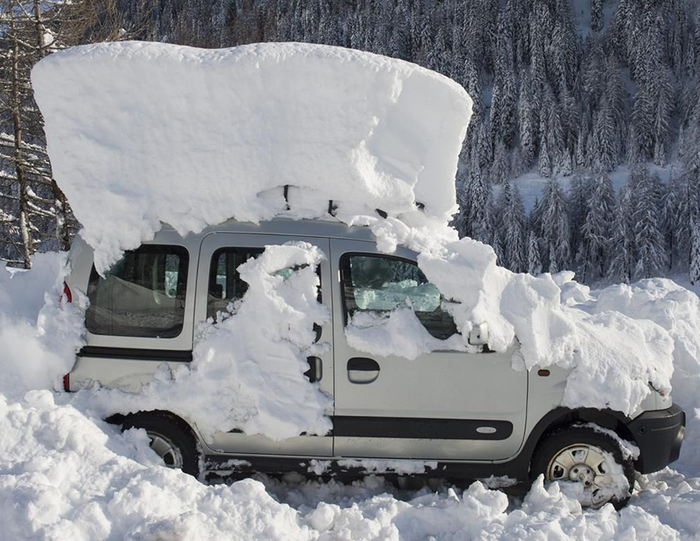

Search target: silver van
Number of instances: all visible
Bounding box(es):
[63,218,685,508]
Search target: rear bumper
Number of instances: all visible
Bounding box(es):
[626,403,685,474]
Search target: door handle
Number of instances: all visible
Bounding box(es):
[305,356,322,383]
[347,357,380,384]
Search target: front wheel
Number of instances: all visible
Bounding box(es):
[122,412,201,477]
[530,426,635,509]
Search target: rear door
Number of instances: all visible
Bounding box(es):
[195,232,334,457]
[331,239,528,461]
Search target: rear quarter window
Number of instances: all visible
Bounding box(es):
[86,245,189,338]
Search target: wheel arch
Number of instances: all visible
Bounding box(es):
[522,407,634,476]
[106,409,200,444]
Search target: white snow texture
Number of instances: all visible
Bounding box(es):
[31,41,471,273]
[2,258,700,539]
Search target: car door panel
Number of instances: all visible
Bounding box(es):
[330,239,528,461]
[195,232,334,457]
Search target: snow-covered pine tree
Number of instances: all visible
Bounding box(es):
[499,181,527,272]
[527,230,542,275]
[491,227,504,265]
[568,171,590,267]
[538,125,552,178]
[518,69,537,170]
[661,169,680,270]
[490,139,509,185]
[467,163,493,245]
[608,186,634,284]
[540,178,571,273]
[691,215,700,285]
[591,0,603,33]
[629,166,667,279]
[580,169,615,282]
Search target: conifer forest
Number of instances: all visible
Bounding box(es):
[2,0,700,285]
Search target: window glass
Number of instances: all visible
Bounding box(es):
[86,245,189,338]
[207,248,263,319]
[342,254,457,340]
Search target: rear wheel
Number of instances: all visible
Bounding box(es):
[531,426,635,509]
[122,412,200,477]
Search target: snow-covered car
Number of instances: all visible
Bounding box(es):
[62,218,686,509]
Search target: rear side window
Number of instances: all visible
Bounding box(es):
[207,248,263,319]
[341,254,457,340]
[86,245,189,338]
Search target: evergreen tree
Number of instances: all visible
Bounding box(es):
[518,69,537,170]
[580,170,615,282]
[691,215,700,284]
[629,166,667,279]
[661,170,680,269]
[568,172,590,265]
[540,178,571,273]
[609,186,635,284]
[591,0,603,33]
[498,181,526,272]
[527,230,542,275]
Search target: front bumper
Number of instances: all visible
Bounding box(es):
[626,403,685,474]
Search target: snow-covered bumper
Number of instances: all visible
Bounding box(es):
[627,404,685,474]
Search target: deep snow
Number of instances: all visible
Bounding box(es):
[0,256,699,539]
[31,41,471,273]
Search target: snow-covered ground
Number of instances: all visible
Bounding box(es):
[0,257,699,539]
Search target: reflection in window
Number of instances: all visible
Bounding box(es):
[86,245,188,338]
[342,254,457,340]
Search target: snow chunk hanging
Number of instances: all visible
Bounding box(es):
[31,41,472,272]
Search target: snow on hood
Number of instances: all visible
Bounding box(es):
[31,41,471,272]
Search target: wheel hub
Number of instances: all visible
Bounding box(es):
[569,464,595,486]
[546,443,616,507]
[148,432,184,470]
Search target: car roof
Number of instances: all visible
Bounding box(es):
[158,217,377,243]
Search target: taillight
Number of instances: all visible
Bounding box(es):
[63,373,70,392]
[62,281,72,303]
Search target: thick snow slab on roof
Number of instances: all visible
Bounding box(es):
[32,41,471,271]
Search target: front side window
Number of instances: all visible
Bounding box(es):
[86,245,189,338]
[207,248,263,319]
[341,254,457,340]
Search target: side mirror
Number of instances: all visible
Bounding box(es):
[468,322,489,346]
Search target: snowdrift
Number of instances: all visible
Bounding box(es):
[0,261,699,538]
[31,41,471,272]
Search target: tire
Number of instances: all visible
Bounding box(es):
[530,426,635,509]
[122,412,200,477]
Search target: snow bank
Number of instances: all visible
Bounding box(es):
[0,254,84,396]
[90,242,332,441]
[578,278,700,474]
[31,41,471,272]
[0,263,699,539]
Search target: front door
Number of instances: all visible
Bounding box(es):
[331,239,528,461]
[194,232,334,457]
